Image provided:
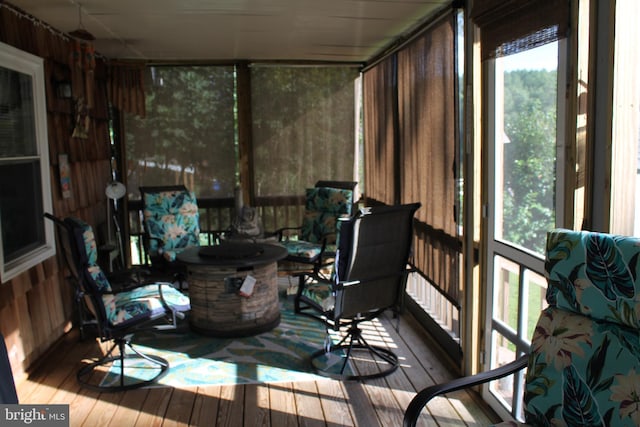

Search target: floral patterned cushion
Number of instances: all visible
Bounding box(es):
[546,229,640,328]
[523,229,640,426]
[281,240,324,261]
[72,218,112,292]
[102,283,191,327]
[68,217,190,328]
[143,189,200,262]
[299,187,353,244]
[299,281,335,312]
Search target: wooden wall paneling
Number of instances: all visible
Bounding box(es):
[48,154,62,205]
[44,61,56,111]
[28,262,45,286]
[90,123,101,160]
[33,24,46,56]
[71,161,87,208]
[97,121,111,159]
[47,114,59,159]
[43,275,66,335]
[0,280,14,312]
[67,136,79,162]
[98,158,110,194]
[57,273,75,329]
[10,271,33,299]
[0,9,19,46]
[50,36,68,64]
[79,126,92,161]
[0,303,22,380]
[20,19,36,54]
[25,284,52,358]
[87,161,100,206]
[60,110,74,146]
[41,257,60,290]
[0,4,115,378]
[13,295,35,369]
[46,115,60,164]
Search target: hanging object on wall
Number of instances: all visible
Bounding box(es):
[68,3,95,41]
[68,3,96,118]
[72,97,89,139]
[58,154,72,199]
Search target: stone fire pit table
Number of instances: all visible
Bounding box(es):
[177,242,288,337]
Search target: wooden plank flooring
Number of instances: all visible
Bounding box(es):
[14,299,499,426]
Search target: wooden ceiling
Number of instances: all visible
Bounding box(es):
[7,0,450,62]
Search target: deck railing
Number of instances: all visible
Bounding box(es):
[126,195,306,265]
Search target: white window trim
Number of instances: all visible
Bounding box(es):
[0,41,55,283]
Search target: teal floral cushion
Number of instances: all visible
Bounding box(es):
[299,281,335,312]
[68,217,190,328]
[102,283,191,327]
[525,306,640,426]
[282,240,324,261]
[143,189,200,262]
[75,219,112,292]
[546,229,640,328]
[299,187,353,244]
[522,229,640,426]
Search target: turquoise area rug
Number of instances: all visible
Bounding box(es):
[102,295,335,388]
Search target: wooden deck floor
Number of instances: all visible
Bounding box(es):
[14,299,498,426]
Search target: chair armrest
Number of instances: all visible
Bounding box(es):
[403,354,529,427]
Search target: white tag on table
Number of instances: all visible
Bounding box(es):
[238,275,257,297]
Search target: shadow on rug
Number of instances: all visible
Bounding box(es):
[102,295,334,388]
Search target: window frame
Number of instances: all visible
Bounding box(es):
[0,41,55,283]
[482,39,567,422]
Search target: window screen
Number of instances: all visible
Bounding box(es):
[124,65,237,199]
[251,66,359,196]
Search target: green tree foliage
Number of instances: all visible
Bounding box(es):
[125,65,358,199]
[502,69,557,254]
[125,66,236,198]
[251,67,358,196]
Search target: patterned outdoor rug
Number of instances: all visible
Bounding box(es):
[101,292,336,388]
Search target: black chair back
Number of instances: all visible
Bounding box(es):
[334,203,420,319]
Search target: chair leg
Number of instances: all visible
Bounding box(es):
[77,337,169,392]
[75,289,97,341]
[309,323,399,381]
[294,274,305,313]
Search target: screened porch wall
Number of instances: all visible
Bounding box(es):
[363,8,463,364]
[117,9,464,366]
[122,64,361,264]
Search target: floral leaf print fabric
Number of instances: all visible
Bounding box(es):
[523,229,640,427]
[143,189,200,262]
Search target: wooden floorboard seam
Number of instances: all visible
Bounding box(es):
[13,308,499,426]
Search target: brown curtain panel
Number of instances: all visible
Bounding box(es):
[362,56,397,206]
[108,62,146,117]
[397,11,460,302]
[470,0,570,60]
